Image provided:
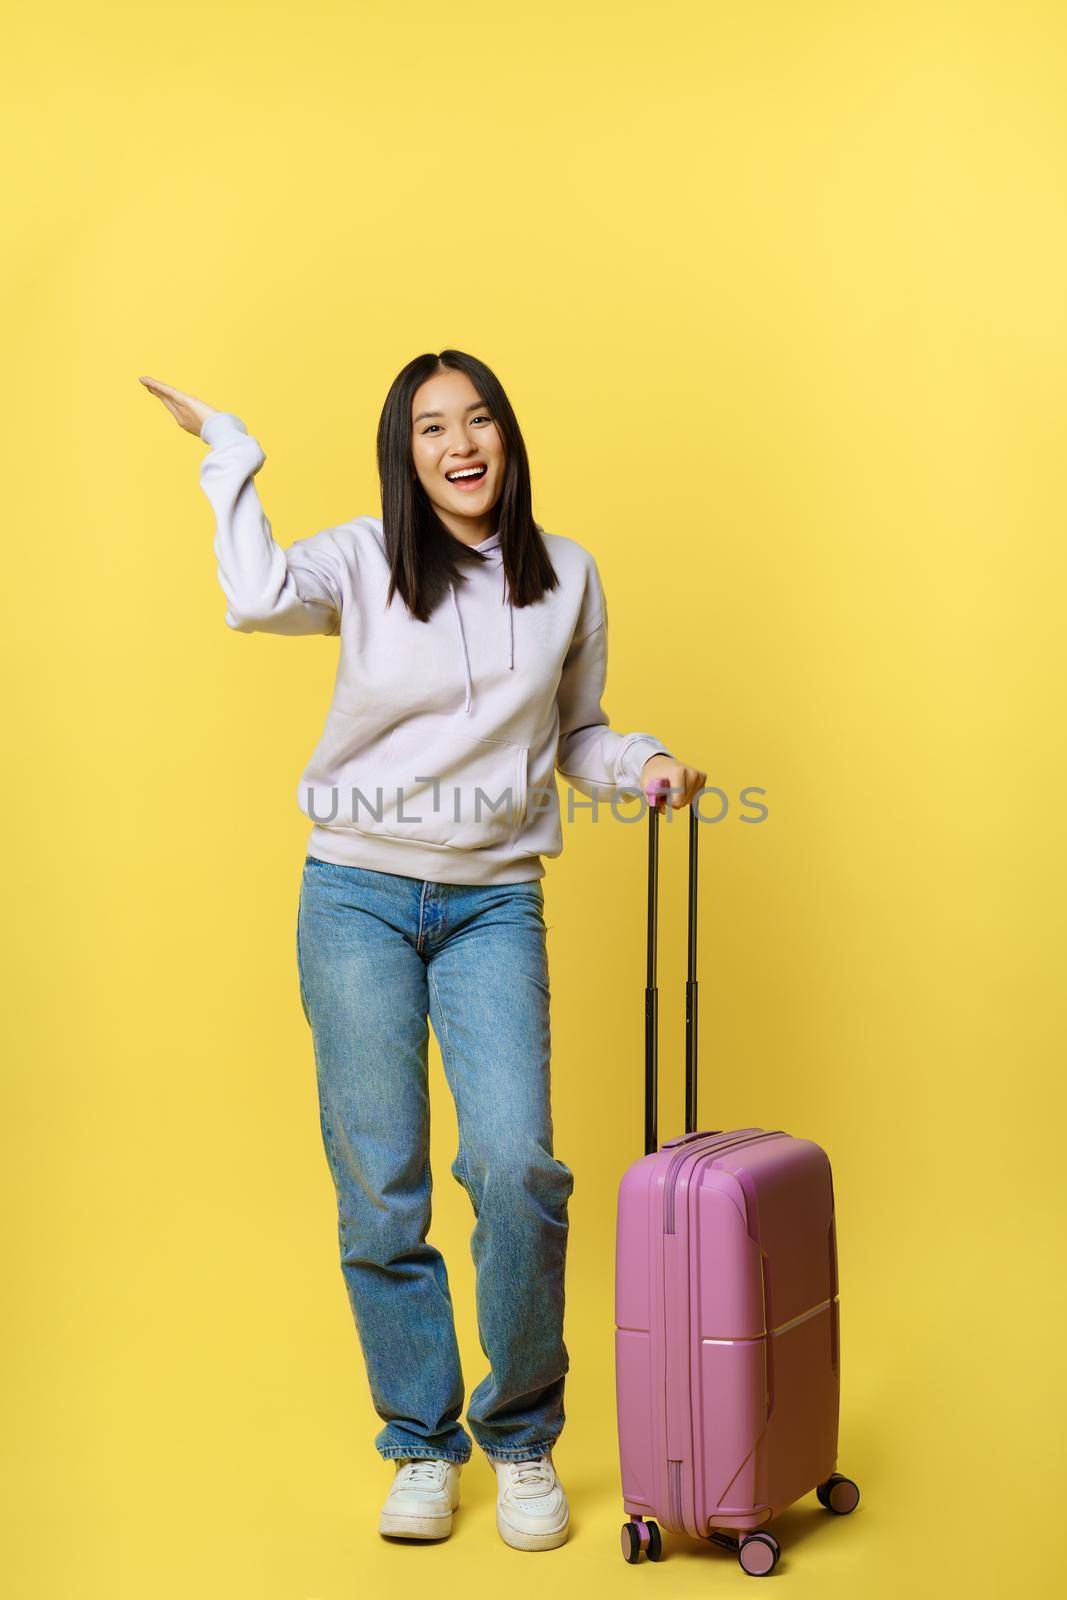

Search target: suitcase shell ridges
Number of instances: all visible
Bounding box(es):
[615,1127,842,1535]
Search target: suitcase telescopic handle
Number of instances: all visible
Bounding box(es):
[644,789,699,1156]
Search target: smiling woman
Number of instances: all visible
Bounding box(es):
[411,372,504,525]
[377,349,562,622]
[139,348,704,1554]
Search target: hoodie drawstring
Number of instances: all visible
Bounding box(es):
[448,566,514,716]
[449,583,474,714]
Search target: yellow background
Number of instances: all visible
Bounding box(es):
[4,2,1064,1595]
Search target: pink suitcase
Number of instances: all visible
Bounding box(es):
[614,801,860,1576]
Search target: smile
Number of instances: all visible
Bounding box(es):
[445,465,488,488]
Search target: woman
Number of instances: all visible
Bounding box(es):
[140,353,705,1552]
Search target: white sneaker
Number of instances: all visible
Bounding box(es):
[378,1458,462,1540]
[493,1454,570,1551]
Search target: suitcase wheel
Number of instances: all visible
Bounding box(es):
[738,1531,780,1576]
[816,1473,860,1515]
[621,1519,662,1562]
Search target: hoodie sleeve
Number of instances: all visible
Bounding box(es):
[198,412,343,636]
[555,556,672,798]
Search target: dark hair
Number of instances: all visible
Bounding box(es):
[376,349,560,623]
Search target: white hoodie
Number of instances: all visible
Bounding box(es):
[199,411,671,884]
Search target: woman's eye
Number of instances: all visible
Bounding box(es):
[420,416,492,434]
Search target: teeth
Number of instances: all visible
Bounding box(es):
[447,467,485,481]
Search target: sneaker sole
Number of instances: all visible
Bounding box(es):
[379,1508,454,1540]
[496,1508,570,1551]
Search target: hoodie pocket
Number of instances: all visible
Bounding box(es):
[380,721,529,850]
[299,710,394,830]
[300,711,529,852]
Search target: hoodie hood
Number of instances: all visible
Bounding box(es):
[449,528,513,715]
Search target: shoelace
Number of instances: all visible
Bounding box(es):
[508,1459,554,1494]
[396,1459,449,1488]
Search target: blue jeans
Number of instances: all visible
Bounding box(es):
[295,856,574,1464]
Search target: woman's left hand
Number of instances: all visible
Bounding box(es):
[640,753,707,811]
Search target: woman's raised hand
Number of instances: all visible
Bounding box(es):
[139,376,220,437]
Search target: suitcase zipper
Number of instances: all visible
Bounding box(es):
[663,1129,784,1234]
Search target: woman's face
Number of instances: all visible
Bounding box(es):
[410,368,504,536]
